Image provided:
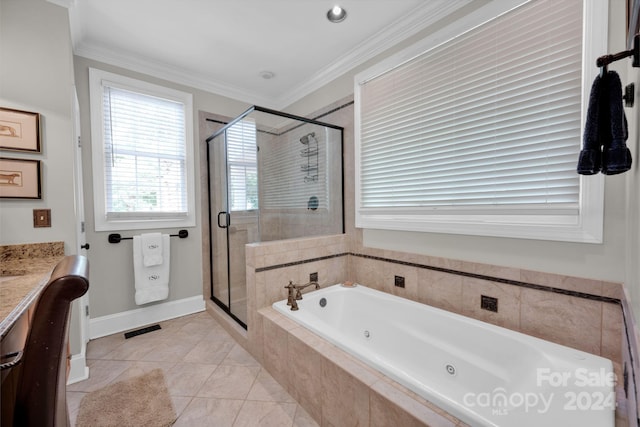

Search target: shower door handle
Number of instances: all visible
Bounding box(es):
[217,211,230,228]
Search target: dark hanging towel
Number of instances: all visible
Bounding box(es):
[577,74,604,174]
[601,71,632,175]
[578,70,632,175]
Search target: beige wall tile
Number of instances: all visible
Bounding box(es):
[461,278,521,330]
[264,265,300,307]
[461,261,520,281]
[602,281,625,299]
[370,379,457,427]
[288,328,324,422]
[420,255,463,271]
[520,288,602,354]
[386,263,418,301]
[262,314,292,391]
[351,256,386,291]
[320,358,370,426]
[418,269,463,314]
[520,269,603,295]
[602,302,623,364]
[247,308,264,363]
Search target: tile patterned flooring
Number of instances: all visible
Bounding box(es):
[67,311,319,426]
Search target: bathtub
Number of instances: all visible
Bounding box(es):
[273,283,615,427]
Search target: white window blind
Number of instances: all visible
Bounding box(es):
[227,120,258,211]
[104,86,187,217]
[355,0,606,243]
[260,129,328,210]
[89,68,195,231]
[359,0,582,213]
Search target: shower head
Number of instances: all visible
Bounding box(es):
[300,132,316,145]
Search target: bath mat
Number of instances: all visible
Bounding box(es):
[75,369,176,427]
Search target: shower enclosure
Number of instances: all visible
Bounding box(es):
[206,106,344,328]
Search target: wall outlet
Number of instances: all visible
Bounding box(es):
[394,275,405,288]
[481,295,498,312]
[33,209,51,228]
[310,272,318,282]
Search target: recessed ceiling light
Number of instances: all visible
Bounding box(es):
[259,71,275,80]
[327,5,347,23]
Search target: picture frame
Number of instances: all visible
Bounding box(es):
[0,157,42,199]
[0,107,41,153]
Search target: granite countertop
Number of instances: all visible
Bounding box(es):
[0,242,65,338]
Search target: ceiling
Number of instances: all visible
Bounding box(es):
[60,0,470,109]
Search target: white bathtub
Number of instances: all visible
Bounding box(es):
[273,283,615,427]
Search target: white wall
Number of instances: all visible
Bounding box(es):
[0,0,77,250]
[0,0,83,356]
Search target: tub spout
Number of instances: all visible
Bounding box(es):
[294,281,320,300]
[285,281,299,311]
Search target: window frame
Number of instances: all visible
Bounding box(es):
[354,0,607,243]
[89,68,196,231]
[226,119,259,213]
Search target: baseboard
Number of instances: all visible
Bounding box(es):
[67,352,89,385]
[89,295,205,339]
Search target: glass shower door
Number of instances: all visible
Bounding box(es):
[209,131,232,321]
[209,121,258,327]
[206,105,344,330]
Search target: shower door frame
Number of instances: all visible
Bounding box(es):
[205,105,345,329]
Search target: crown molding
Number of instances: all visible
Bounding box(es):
[74,43,275,108]
[71,0,470,110]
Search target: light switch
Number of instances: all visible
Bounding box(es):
[33,209,51,228]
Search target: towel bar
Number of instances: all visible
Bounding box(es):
[108,229,188,243]
[596,33,639,70]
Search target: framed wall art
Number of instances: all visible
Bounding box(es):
[0,157,41,199]
[0,107,41,153]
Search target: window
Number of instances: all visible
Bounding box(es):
[89,68,195,231]
[227,120,258,211]
[354,0,607,243]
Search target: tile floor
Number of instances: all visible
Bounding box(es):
[67,311,319,427]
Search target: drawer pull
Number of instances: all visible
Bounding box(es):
[0,350,23,370]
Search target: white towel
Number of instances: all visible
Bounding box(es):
[133,234,170,305]
[141,232,163,267]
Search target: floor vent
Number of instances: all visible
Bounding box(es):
[124,324,161,339]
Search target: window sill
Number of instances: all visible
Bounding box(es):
[356,212,603,244]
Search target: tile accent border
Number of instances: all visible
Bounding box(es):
[255,253,350,273]
[255,251,621,305]
[351,253,621,305]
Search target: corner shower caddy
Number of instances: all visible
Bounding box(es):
[300,132,319,183]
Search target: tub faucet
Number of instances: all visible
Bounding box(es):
[285,281,299,311]
[294,281,320,300]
